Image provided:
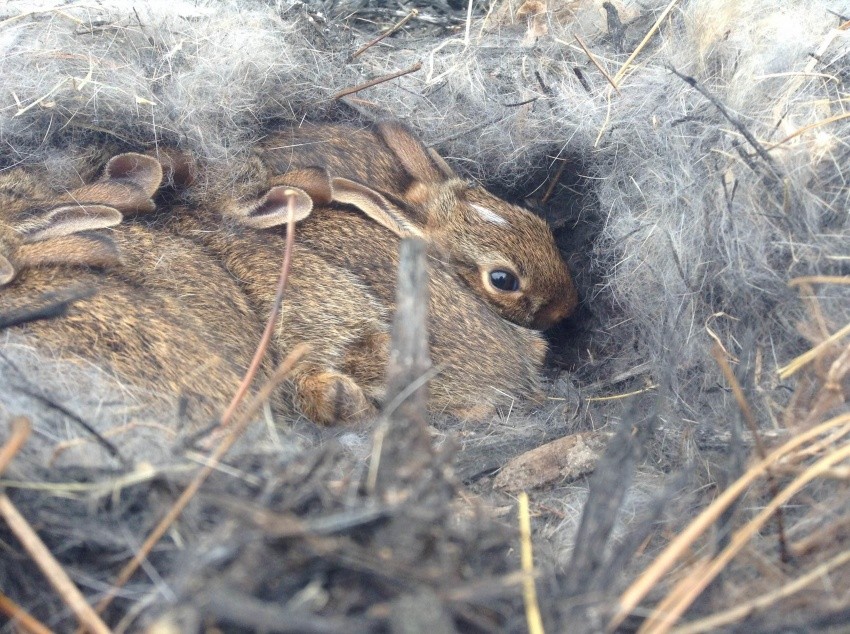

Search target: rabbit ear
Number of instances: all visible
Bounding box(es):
[0,255,14,286]
[152,148,197,188]
[330,177,425,239]
[103,152,164,198]
[375,122,450,185]
[57,153,163,214]
[269,167,334,205]
[427,147,458,180]
[21,205,123,243]
[15,231,121,272]
[231,185,313,229]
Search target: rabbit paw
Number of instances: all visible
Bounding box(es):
[296,371,376,425]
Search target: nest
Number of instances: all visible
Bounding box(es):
[2,0,850,632]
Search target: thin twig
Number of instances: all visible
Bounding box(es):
[710,345,764,454]
[331,62,422,100]
[710,344,789,563]
[541,158,568,205]
[0,494,110,634]
[49,421,177,466]
[14,387,125,465]
[574,35,621,95]
[14,79,68,117]
[0,591,52,634]
[503,97,539,108]
[639,557,711,634]
[795,281,831,341]
[0,4,88,28]
[791,514,850,558]
[789,275,850,287]
[767,111,850,150]
[0,421,54,634]
[217,198,299,428]
[0,417,30,476]
[464,0,474,46]
[585,385,657,402]
[349,9,418,60]
[95,203,304,615]
[612,0,681,85]
[519,492,545,634]
[668,67,777,173]
[778,321,850,379]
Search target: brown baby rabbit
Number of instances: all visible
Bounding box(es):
[222,166,548,421]
[258,121,578,330]
[1,153,267,425]
[294,169,548,419]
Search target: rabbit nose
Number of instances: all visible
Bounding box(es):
[534,289,579,329]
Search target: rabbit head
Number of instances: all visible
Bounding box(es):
[374,122,578,329]
[259,121,578,329]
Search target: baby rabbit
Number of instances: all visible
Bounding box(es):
[294,169,548,419]
[219,165,548,421]
[258,121,578,330]
[1,153,267,426]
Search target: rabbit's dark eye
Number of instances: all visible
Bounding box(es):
[489,270,520,292]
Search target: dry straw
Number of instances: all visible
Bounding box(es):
[0,418,110,634]
[611,412,850,630]
[519,491,545,634]
[614,276,850,630]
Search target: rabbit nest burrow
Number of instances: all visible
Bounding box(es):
[2,0,850,632]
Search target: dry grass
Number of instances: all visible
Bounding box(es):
[611,278,850,632]
[95,208,304,617]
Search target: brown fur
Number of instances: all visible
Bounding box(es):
[294,203,547,419]
[163,197,391,426]
[173,165,546,423]
[258,121,578,329]
[2,150,544,426]
[0,158,266,425]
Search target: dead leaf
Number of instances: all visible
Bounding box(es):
[493,431,611,493]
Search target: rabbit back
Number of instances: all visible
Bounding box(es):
[165,207,391,424]
[0,161,266,427]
